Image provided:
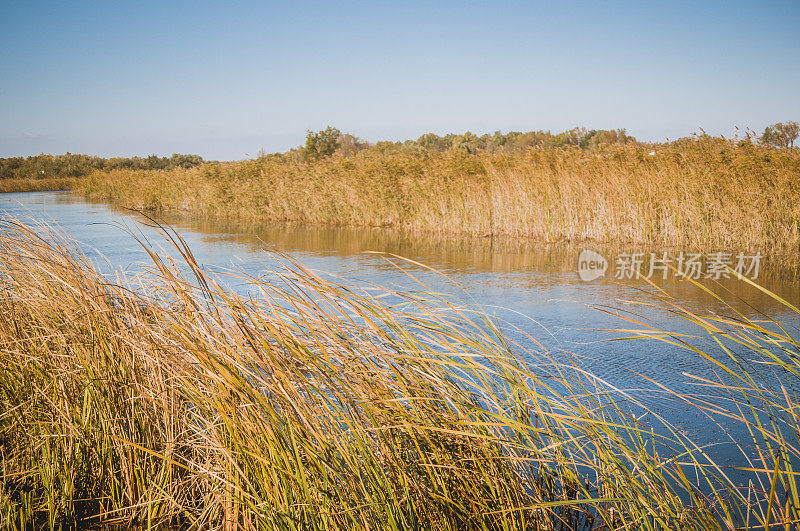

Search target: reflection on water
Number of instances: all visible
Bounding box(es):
[2,190,800,477]
[158,205,800,319]
[4,191,797,368]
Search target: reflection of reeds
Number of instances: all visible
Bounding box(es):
[1,219,799,529]
[79,138,800,260]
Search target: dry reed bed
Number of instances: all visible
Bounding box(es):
[78,138,800,257]
[0,177,79,193]
[1,219,799,529]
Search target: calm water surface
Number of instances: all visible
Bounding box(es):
[3,191,799,483]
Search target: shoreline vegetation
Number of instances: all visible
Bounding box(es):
[2,219,800,528]
[0,153,204,194]
[3,126,799,259]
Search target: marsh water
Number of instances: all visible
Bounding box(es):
[3,191,800,487]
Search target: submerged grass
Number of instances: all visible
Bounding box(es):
[0,218,799,529]
[78,137,800,258]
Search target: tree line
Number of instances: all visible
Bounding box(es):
[292,126,637,161]
[0,153,204,180]
[293,122,800,161]
[3,121,797,177]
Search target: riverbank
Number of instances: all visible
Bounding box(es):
[1,219,799,529]
[78,136,800,258]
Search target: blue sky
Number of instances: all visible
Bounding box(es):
[1,1,798,160]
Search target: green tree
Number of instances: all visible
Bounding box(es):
[303,126,341,160]
[169,153,204,169]
[415,133,450,152]
[761,121,799,148]
[449,132,483,154]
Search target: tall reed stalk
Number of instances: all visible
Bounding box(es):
[0,219,798,529]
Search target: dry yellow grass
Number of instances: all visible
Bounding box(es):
[2,219,800,529]
[0,177,79,193]
[78,137,800,258]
